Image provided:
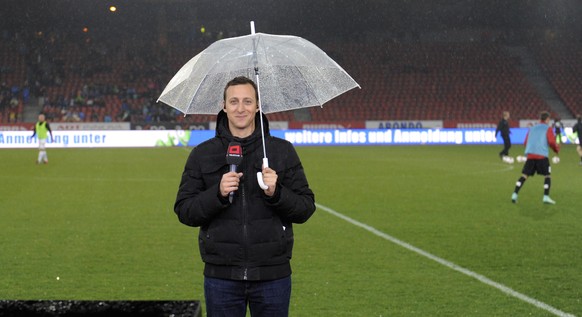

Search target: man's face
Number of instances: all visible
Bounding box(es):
[38,114,45,122]
[223,83,258,138]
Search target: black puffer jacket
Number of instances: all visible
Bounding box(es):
[174,111,316,281]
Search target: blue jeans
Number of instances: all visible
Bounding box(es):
[204,276,291,317]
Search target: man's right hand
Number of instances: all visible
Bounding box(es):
[219,171,243,198]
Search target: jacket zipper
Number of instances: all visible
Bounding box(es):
[242,178,248,280]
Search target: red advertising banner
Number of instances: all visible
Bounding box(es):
[0,123,34,131]
[288,121,366,129]
[443,120,518,128]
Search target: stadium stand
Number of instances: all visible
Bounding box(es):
[533,41,582,116]
[311,41,548,121]
[1,28,580,124]
[0,38,26,123]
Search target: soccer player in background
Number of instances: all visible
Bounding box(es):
[495,111,511,159]
[31,113,53,164]
[552,117,564,144]
[572,114,582,165]
[511,111,559,204]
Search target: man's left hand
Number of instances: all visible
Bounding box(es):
[261,166,278,197]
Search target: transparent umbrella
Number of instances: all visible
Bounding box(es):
[158,22,360,188]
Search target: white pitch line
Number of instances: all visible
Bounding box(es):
[315,203,576,317]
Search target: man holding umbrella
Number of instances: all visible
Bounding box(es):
[161,27,357,316]
[174,76,316,317]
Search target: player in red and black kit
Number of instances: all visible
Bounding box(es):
[511,111,560,204]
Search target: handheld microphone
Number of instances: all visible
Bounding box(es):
[225,142,243,203]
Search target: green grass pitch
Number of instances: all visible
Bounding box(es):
[1,145,580,316]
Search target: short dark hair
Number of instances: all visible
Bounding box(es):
[540,111,550,121]
[223,76,259,103]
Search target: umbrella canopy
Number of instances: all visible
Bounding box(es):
[157,32,360,115]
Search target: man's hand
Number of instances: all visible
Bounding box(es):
[220,171,243,198]
[261,166,278,197]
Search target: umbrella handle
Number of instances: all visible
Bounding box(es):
[256,158,269,190]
